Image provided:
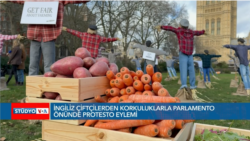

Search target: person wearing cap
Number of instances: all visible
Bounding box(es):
[131,56,142,71]
[101,48,121,64]
[223,38,250,94]
[63,25,120,58]
[131,40,167,74]
[10,1,89,75]
[155,19,206,96]
[193,50,221,88]
[0,30,24,77]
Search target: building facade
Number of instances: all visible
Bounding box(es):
[196,1,237,62]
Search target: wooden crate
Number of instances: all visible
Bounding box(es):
[26,75,110,101]
[189,123,250,141]
[26,96,107,125]
[42,121,193,141]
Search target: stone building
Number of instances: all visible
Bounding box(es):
[196,1,237,63]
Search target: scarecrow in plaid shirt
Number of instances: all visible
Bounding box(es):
[156,19,209,102]
[9,1,89,75]
[63,25,120,58]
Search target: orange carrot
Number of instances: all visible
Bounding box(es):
[126,86,135,95]
[158,88,170,97]
[110,79,116,88]
[120,88,127,95]
[120,67,130,75]
[155,120,176,129]
[152,72,162,82]
[84,120,98,126]
[115,78,125,89]
[136,70,144,78]
[175,120,184,129]
[152,82,163,94]
[135,91,143,95]
[99,120,116,123]
[117,128,132,133]
[115,73,123,79]
[119,95,129,102]
[133,76,139,81]
[94,121,103,126]
[134,100,154,103]
[94,120,155,130]
[105,89,111,97]
[183,120,195,123]
[142,91,155,96]
[146,64,154,76]
[120,99,134,103]
[106,70,115,80]
[157,126,172,138]
[108,96,119,103]
[110,88,120,96]
[128,95,176,103]
[144,84,152,91]
[107,97,113,102]
[174,97,181,103]
[134,124,159,137]
[94,95,106,103]
[123,74,133,86]
[130,71,137,78]
[141,74,151,84]
[133,80,144,91]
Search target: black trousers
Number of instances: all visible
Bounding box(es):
[6,65,18,84]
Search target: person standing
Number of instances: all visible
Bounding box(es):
[131,56,142,71]
[17,44,27,86]
[223,38,250,94]
[63,25,120,58]
[10,1,89,75]
[0,31,24,77]
[193,50,221,88]
[155,19,206,96]
[6,39,22,86]
[101,49,121,64]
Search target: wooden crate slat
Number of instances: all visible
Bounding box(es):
[42,121,193,141]
[189,123,250,141]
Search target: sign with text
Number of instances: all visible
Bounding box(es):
[142,51,155,61]
[21,2,59,24]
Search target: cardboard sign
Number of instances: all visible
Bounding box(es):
[155,59,158,65]
[21,2,59,24]
[143,51,155,61]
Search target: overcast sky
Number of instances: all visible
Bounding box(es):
[177,1,250,38]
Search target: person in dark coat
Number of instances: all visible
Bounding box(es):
[17,43,27,86]
[6,39,22,86]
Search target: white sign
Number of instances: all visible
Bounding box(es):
[21,2,59,25]
[143,51,156,61]
[155,59,158,65]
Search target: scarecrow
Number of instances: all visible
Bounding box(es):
[131,56,142,71]
[193,50,221,89]
[228,53,241,88]
[163,56,178,80]
[10,1,89,75]
[97,47,105,58]
[210,58,220,80]
[223,38,250,95]
[101,49,121,64]
[131,40,167,74]
[63,25,120,58]
[155,19,209,102]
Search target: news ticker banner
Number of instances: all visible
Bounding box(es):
[1,103,250,120]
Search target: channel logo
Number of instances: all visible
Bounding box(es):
[11,103,50,120]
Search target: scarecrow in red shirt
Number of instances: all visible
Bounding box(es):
[9,1,89,75]
[62,25,120,58]
[156,19,210,102]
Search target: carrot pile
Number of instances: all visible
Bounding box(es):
[89,64,195,138]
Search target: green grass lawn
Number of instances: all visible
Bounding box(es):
[1,73,250,141]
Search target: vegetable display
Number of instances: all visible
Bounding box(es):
[83,65,194,139]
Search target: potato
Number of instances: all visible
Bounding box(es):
[44,92,59,99]
[89,61,109,76]
[96,57,109,66]
[83,57,96,69]
[44,72,57,77]
[73,67,92,78]
[55,95,62,101]
[50,56,83,76]
[109,63,118,74]
[75,48,91,59]
[56,74,72,78]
